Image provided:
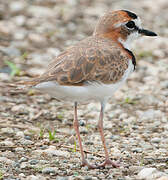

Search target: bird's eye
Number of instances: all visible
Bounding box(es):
[126,21,135,29]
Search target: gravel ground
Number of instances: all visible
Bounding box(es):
[0,0,168,179]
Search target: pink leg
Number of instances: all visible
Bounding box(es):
[73,102,96,169]
[97,102,120,168]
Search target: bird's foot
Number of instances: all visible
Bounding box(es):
[81,159,120,169]
[97,158,120,168]
[81,159,97,169]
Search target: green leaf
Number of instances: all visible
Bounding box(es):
[124,97,136,104]
[5,60,21,77]
[21,52,28,60]
[48,130,59,142]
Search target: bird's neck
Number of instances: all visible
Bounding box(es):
[95,32,131,50]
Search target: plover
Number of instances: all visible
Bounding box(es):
[20,10,157,169]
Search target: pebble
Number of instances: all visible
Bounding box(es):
[28,6,54,18]
[20,162,28,169]
[84,176,93,180]
[151,137,161,143]
[29,159,39,165]
[28,33,48,48]
[34,146,70,158]
[24,135,31,140]
[0,157,14,165]
[0,73,10,81]
[1,127,14,135]
[16,131,24,138]
[56,177,69,180]
[67,135,76,145]
[26,175,47,180]
[9,1,26,13]
[132,148,143,153]
[11,104,27,112]
[13,15,26,26]
[0,140,14,146]
[137,168,168,180]
[19,157,28,163]
[157,177,168,180]
[0,46,21,57]
[15,147,25,152]
[20,139,34,145]
[42,167,56,174]
[13,162,20,168]
[19,173,26,178]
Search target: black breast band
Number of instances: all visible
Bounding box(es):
[124,48,136,70]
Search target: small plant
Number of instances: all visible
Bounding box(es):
[73,140,77,152]
[5,60,21,77]
[73,172,79,176]
[137,50,153,59]
[86,124,91,130]
[124,97,136,105]
[0,171,3,180]
[48,130,59,142]
[27,89,36,96]
[57,113,64,120]
[21,52,28,60]
[39,128,45,139]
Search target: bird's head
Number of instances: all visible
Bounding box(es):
[93,10,157,49]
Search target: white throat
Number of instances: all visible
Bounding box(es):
[118,31,139,50]
[118,17,142,50]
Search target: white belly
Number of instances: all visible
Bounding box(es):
[34,60,134,102]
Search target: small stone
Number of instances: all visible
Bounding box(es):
[67,135,75,145]
[29,159,39,165]
[161,80,168,89]
[15,147,24,152]
[79,119,86,126]
[11,104,27,112]
[151,137,161,143]
[19,157,28,163]
[24,135,31,140]
[13,15,26,26]
[9,1,26,12]
[84,176,92,180]
[28,33,47,48]
[56,177,69,180]
[20,139,34,145]
[132,148,143,153]
[0,157,14,165]
[26,175,46,180]
[28,6,54,18]
[157,177,168,180]
[138,168,156,179]
[0,46,21,57]
[19,173,25,178]
[33,146,70,158]
[119,113,128,120]
[0,73,10,81]
[20,162,28,169]
[16,131,24,138]
[0,140,14,146]
[42,167,56,174]
[1,127,14,135]
[137,168,167,179]
[13,162,20,168]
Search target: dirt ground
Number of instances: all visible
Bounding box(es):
[0,0,168,179]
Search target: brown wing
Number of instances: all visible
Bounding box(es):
[20,37,129,86]
[92,47,129,84]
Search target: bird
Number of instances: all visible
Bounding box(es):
[19,10,157,169]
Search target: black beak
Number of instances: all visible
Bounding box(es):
[138,29,157,36]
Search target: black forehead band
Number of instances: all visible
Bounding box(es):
[122,10,137,19]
